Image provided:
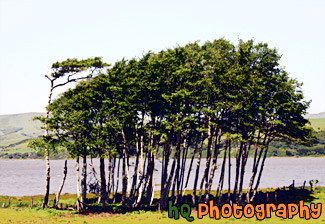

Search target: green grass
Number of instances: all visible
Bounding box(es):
[309,118,325,131]
[5,146,34,154]
[0,188,324,223]
[0,204,324,223]
[0,193,98,209]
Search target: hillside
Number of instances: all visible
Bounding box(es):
[305,112,325,119]
[0,112,45,151]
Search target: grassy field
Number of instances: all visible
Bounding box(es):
[0,187,324,224]
[0,208,323,224]
[309,118,325,131]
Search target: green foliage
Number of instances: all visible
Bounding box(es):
[51,57,109,79]
[27,135,63,157]
[268,131,325,157]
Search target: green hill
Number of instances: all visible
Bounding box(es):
[0,112,45,151]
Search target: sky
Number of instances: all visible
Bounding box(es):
[0,0,324,115]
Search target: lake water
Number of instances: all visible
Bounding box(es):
[0,158,324,196]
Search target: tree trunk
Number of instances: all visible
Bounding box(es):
[134,112,145,206]
[136,133,145,204]
[217,157,226,203]
[109,155,116,202]
[182,141,197,197]
[42,152,50,208]
[227,140,232,202]
[216,140,227,202]
[146,133,157,207]
[238,142,249,202]
[179,133,190,196]
[146,150,155,207]
[113,157,121,203]
[54,160,67,208]
[205,129,222,201]
[246,133,267,202]
[99,156,107,208]
[149,153,156,207]
[42,85,54,209]
[204,123,215,188]
[128,127,140,207]
[126,147,131,198]
[239,140,253,202]
[81,153,87,204]
[198,121,214,203]
[233,141,243,201]
[137,148,151,206]
[160,130,173,210]
[121,130,128,206]
[250,137,270,202]
[192,128,206,205]
[166,132,182,199]
[76,157,82,210]
[107,153,112,200]
[171,132,183,201]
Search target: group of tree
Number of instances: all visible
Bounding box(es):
[30,38,314,211]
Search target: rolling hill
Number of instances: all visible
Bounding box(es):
[0,112,45,151]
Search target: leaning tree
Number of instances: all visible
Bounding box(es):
[30,57,108,208]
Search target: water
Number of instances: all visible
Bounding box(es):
[0,158,324,196]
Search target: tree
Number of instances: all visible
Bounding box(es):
[33,57,108,208]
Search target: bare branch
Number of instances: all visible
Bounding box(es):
[67,72,79,82]
[53,76,89,90]
[45,74,52,82]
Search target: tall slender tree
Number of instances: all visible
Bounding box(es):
[34,57,108,208]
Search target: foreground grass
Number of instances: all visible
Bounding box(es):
[1,207,324,224]
[0,187,324,223]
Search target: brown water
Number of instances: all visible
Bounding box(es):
[0,157,324,196]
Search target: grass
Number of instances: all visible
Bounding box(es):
[0,187,324,223]
[309,118,325,131]
[0,193,98,209]
[5,147,33,154]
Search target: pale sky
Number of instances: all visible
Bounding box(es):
[0,0,324,115]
